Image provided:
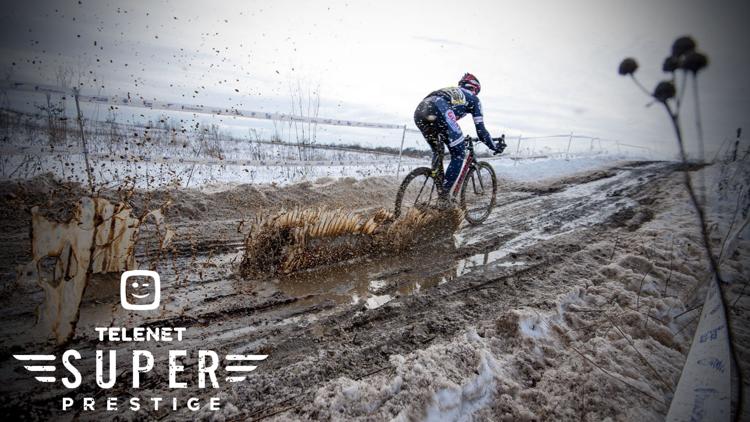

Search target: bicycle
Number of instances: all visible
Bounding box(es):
[394,134,505,225]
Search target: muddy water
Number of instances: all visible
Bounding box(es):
[257,162,659,313]
[277,240,459,310]
[127,163,656,323]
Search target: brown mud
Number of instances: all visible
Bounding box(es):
[0,160,746,421]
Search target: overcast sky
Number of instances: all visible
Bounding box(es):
[1,0,749,156]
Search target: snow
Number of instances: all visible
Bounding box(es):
[488,155,636,183]
[365,294,393,310]
[517,311,553,340]
[295,160,750,421]
[1,116,646,190]
[424,350,498,422]
[1,148,632,191]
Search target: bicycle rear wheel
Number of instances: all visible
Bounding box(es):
[460,161,497,224]
[394,167,440,218]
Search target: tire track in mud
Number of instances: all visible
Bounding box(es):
[0,161,680,420]
[231,240,590,420]
[210,162,678,419]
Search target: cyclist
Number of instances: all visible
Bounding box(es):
[413,73,506,202]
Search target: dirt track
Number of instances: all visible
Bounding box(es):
[0,161,747,421]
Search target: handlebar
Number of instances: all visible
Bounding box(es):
[464,134,506,155]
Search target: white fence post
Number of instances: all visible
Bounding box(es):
[565,132,573,160]
[396,124,407,179]
[513,134,522,166]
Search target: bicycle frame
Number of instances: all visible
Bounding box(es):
[451,139,478,196]
[434,137,478,198]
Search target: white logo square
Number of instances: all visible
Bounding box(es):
[120,270,161,311]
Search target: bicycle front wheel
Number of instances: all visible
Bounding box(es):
[460,161,497,225]
[394,167,440,218]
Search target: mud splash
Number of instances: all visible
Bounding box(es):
[240,206,464,276]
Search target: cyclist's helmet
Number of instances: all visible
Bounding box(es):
[458,73,481,95]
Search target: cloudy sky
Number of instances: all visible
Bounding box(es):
[1,0,749,156]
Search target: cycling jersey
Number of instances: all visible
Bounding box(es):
[422,86,495,150]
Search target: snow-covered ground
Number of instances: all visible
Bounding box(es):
[1,113,650,190]
[488,155,637,183]
[1,142,638,190]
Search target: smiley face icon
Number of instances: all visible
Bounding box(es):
[120,270,161,310]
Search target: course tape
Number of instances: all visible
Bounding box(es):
[666,277,732,421]
[0,146,423,168]
[1,80,422,132]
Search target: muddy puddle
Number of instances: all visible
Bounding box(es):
[276,241,458,310]
[0,161,682,421]
[262,162,661,313]
[0,162,665,351]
